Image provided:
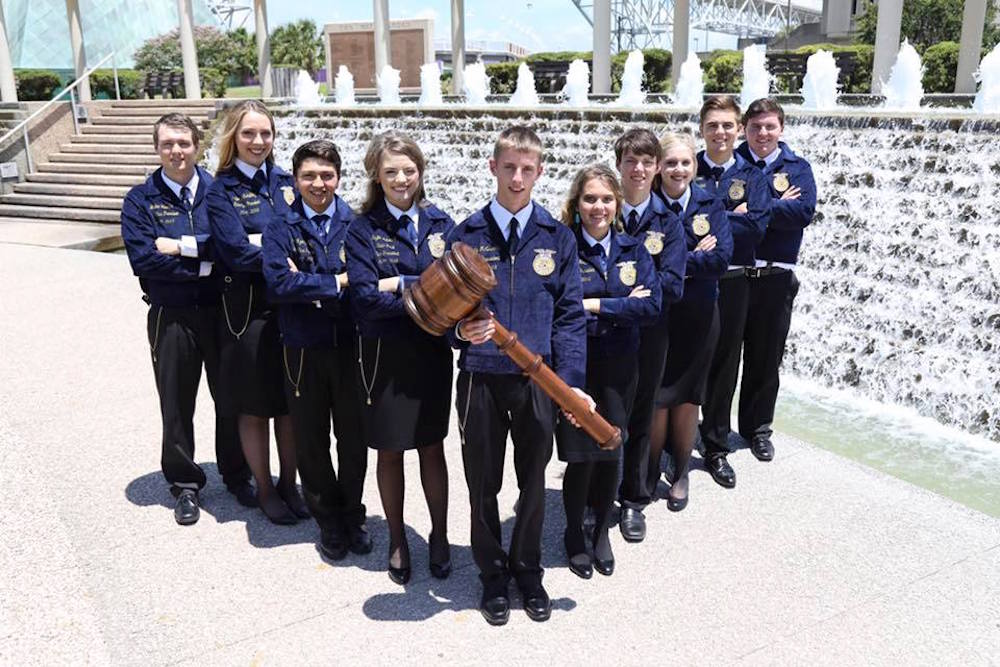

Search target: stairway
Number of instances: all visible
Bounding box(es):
[0,99,218,248]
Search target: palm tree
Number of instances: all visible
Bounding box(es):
[271,20,323,75]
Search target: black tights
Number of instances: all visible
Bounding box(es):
[562,460,618,558]
[376,442,449,568]
[648,403,699,500]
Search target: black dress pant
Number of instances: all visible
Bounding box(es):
[739,270,799,441]
[283,342,367,532]
[701,274,750,457]
[456,371,555,585]
[620,310,670,508]
[148,304,249,494]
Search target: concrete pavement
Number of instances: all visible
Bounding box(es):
[0,244,997,665]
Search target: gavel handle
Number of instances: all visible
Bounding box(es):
[476,308,622,451]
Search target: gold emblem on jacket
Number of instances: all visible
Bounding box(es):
[281,186,295,206]
[644,231,664,255]
[617,261,637,287]
[532,248,556,276]
[773,172,790,193]
[728,179,745,201]
[692,214,711,237]
[428,233,446,258]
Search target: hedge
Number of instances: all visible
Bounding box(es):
[612,48,672,93]
[174,67,227,98]
[703,51,743,93]
[91,68,143,99]
[486,61,520,95]
[15,69,62,100]
[922,41,959,93]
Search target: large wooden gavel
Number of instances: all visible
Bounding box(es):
[403,241,622,451]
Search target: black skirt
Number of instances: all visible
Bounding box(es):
[656,297,720,408]
[556,352,637,463]
[218,279,287,418]
[357,330,453,450]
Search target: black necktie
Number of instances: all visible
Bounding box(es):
[312,214,330,237]
[626,209,639,235]
[508,218,519,255]
[251,170,267,194]
[179,186,192,212]
[667,201,682,215]
[710,166,724,181]
[755,160,767,169]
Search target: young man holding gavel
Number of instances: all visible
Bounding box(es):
[447,126,592,626]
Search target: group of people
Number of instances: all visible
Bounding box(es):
[121,94,816,626]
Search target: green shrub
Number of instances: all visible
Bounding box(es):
[703,51,742,93]
[524,51,592,63]
[922,41,959,93]
[90,68,143,99]
[611,48,672,93]
[174,67,227,98]
[487,61,520,95]
[15,69,62,100]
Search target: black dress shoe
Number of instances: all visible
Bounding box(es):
[260,497,298,525]
[480,580,510,626]
[750,436,774,461]
[593,555,615,576]
[592,528,614,576]
[388,562,411,585]
[174,489,199,525]
[619,507,646,543]
[319,527,348,561]
[667,492,689,512]
[347,524,373,555]
[228,480,258,508]
[564,530,592,579]
[518,581,552,622]
[706,455,737,488]
[428,532,451,579]
[277,484,310,519]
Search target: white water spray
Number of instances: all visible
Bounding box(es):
[377,65,401,105]
[673,53,704,109]
[334,65,355,106]
[801,50,840,111]
[615,50,646,107]
[462,62,490,105]
[882,40,924,111]
[294,70,322,106]
[419,63,443,106]
[509,63,539,107]
[562,59,590,107]
[973,43,1000,114]
[740,44,772,108]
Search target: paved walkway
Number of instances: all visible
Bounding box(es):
[1,244,997,665]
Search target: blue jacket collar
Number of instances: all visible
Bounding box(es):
[146,165,211,206]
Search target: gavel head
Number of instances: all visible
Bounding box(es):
[403,241,498,336]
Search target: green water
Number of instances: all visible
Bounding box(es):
[774,376,1000,518]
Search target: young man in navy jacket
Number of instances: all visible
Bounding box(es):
[448,126,591,626]
[735,98,817,467]
[121,113,253,525]
[696,96,772,488]
[261,140,370,561]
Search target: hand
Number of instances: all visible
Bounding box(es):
[458,314,495,345]
[378,276,400,293]
[562,387,596,427]
[628,284,651,299]
[582,298,601,313]
[337,272,349,289]
[248,233,263,247]
[780,185,801,201]
[733,202,748,214]
[154,237,180,256]
[286,257,299,273]
[694,234,717,253]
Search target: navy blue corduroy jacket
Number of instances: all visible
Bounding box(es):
[655,184,733,302]
[625,192,687,310]
[696,150,772,266]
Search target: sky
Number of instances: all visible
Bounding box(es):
[264,1,742,54]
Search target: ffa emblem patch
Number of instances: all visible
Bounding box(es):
[728,179,745,201]
[644,231,664,255]
[428,233,446,258]
[532,249,556,277]
[773,172,790,193]
[281,186,295,206]
[617,261,637,287]
[692,214,711,237]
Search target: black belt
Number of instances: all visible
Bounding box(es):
[745,264,791,278]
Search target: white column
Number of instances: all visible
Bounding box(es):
[451,0,465,95]
[65,0,91,101]
[177,0,201,99]
[373,0,390,83]
[0,0,18,102]
[254,0,272,97]
[955,0,987,94]
[870,0,903,94]
[592,0,611,94]
[821,0,853,39]
[671,0,690,87]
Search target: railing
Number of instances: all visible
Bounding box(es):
[0,51,120,173]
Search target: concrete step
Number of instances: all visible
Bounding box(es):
[0,109,27,121]
[37,162,150,176]
[14,182,132,198]
[0,193,123,210]
[0,203,119,223]
[99,107,213,118]
[0,219,122,251]
[81,125,152,135]
[69,133,152,145]
[110,99,217,108]
[88,117,157,126]
[49,153,159,166]
[60,143,155,155]
[27,172,144,186]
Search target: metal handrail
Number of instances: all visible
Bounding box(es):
[0,51,119,173]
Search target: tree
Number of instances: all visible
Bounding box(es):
[227,27,258,82]
[133,25,238,75]
[270,20,323,74]
[855,0,1000,54]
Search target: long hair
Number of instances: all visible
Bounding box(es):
[654,130,697,193]
[560,163,624,234]
[360,131,428,214]
[214,100,276,175]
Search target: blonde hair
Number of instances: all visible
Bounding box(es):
[560,163,624,234]
[493,125,544,162]
[214,100,276,175]
[654,130,697,192]
[360,131,428,214]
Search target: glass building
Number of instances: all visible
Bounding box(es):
[3,0,222,68]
